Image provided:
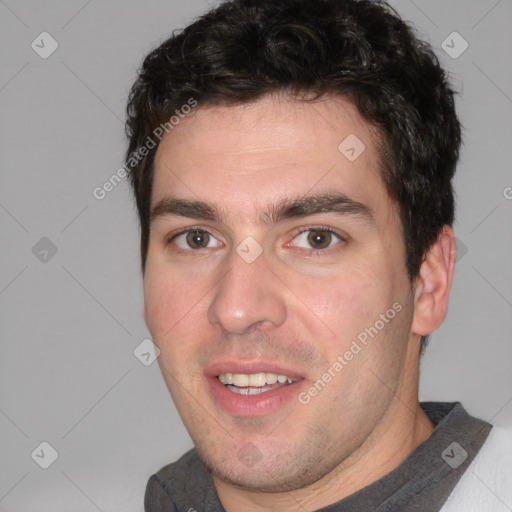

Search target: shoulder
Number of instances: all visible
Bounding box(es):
[441,425,512,511]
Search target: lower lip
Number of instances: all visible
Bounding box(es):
[207,376,304,416]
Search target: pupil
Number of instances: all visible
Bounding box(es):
[308,230,331,249]
[187,230,209,248]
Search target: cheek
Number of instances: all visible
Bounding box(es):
[144,271,207,386]
[143,266,203,341]
[144,272,177,334]
[310,271,385,337]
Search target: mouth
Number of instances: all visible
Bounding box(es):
[205,365,305,417]
[218,372,298,395]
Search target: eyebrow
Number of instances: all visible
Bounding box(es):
[150,192,376,227]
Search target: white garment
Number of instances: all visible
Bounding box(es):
[440,426,512,511]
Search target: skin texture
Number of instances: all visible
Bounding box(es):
[143,94,457,511]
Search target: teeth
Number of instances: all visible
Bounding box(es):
[248,373,266,387]
[226,385,272,395]
[218,373,232,385]
[266,373,278,384]
[218,372,297,387]
[232,374,249,386]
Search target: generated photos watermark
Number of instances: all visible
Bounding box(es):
[93,97,198,200]
[298,301,403,405]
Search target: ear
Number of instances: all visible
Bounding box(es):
[411,225,457,337]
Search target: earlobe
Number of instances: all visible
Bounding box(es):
[411,225,457,337]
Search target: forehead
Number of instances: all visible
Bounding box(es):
[151,94,395,225]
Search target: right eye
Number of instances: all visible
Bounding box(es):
[169,229,223,251]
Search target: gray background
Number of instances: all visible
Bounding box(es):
[0,0,511,510]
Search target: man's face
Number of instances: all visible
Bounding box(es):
[144,95,417,491]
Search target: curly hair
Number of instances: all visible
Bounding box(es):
[125,0,462,350]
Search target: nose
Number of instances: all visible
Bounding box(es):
[207,246,287,335]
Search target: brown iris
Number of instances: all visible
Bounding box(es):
[186,230,210,249]
[307,230,332,249]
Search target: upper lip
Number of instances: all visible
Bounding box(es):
[204,360,305,379]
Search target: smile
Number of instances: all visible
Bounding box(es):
[218,372,298,395]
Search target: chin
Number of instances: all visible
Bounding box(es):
[195,440,332,493]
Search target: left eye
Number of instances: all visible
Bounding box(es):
[291,229,343,250]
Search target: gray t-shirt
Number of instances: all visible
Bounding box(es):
[144,402,492,511]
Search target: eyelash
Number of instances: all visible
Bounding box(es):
[165,225,346,256]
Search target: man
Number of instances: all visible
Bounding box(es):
[125,0,512,510]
